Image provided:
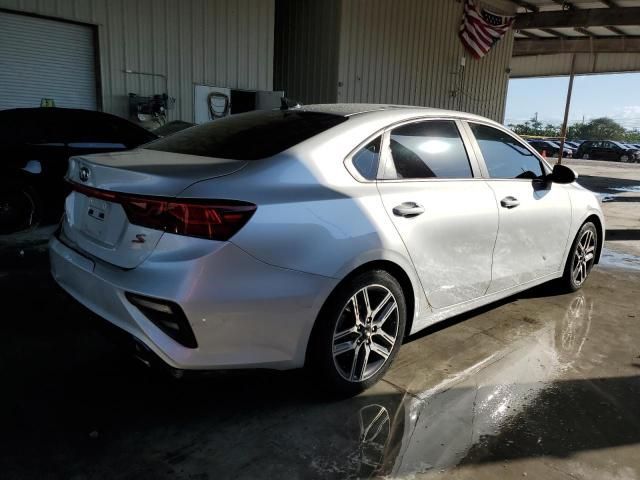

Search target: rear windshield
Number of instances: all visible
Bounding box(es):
[144,110,348,160]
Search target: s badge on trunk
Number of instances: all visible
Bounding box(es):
[79,166,91,182]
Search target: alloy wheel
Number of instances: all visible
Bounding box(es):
[571,229,596,287]
[332,285,399,382]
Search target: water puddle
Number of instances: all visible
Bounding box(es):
[304,295,599,478]
[599,248,640,271]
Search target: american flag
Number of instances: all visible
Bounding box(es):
[459,0,514,59]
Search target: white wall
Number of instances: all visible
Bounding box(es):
[337,0,516,121]
[0,0,275,122]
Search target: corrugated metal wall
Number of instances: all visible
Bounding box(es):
[337,0,515,121]
[0,10,97,110]
[511,52,640,78]
[0,0,275,121]
[274,0,340,104]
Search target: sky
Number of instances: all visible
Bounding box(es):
[504,73,640,130]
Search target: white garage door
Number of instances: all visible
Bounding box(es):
[0,11,97,110]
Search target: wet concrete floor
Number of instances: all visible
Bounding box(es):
[1,162,639,479]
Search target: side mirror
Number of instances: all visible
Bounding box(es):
[550,163,577,184]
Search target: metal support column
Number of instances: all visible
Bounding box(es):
[558,54,577,165]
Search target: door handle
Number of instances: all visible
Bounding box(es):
[500,196,520,209]
[392,202,425,218]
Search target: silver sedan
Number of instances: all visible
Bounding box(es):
[50,104,604,395]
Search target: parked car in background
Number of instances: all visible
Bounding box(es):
[565,141,582,150]
[0,108,158,234]
[50,104,604,395]
[527,140,573,158]
[555,141,577,157]
[575,140,640,162]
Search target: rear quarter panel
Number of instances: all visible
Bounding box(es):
[179,122,431,325]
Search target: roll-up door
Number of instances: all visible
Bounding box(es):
[0,11,97,110]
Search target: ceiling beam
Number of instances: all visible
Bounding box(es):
[541,28,569,38]
[516,29,541,38]
[514,7,640,29]
[551,0,575,10]
[513,36,640,55]
[509,0,539,12]
[574,27,594,36]
[605,25,625,35]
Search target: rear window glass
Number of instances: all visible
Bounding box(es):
[144,110,348,160]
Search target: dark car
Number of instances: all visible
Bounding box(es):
[527,140,573,158]
[1,108,157,234]
[565,141,582,150]
[575,140,640,162]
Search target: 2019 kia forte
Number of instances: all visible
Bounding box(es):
[50,104,604,395]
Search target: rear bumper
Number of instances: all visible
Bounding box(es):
[50,234,337,370]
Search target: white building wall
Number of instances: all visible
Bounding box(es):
[0,0,275,122]
[337,0,516,121]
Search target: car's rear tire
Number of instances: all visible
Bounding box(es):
[0,180,42,234]
[308,270,406,397]
[557,222,598,292]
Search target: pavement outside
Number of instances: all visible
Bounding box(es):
[0,160,639,480]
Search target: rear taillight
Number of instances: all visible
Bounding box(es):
[69,181,256,241]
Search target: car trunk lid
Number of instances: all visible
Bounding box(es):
[61,149,247,269]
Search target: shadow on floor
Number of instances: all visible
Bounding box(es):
[577,175,640,194]
[606,229,640,241]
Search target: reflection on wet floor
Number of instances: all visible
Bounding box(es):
[384,295,596,476]
[600,248,640,271]
[1,262,640,478]
[294,268,640,479]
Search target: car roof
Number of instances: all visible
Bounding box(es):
[297,103,498,125]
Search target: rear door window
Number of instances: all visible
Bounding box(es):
[145,110,348,160]
[469,123,544,180]
[384,120,472,179]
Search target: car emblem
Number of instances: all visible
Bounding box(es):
[79,166,91,183]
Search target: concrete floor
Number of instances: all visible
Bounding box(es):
[1,161,639,479]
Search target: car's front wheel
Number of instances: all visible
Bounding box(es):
[559,222,598,292]
[582,153,590,160]
[620,154,629,162]
[309,270,406,396]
